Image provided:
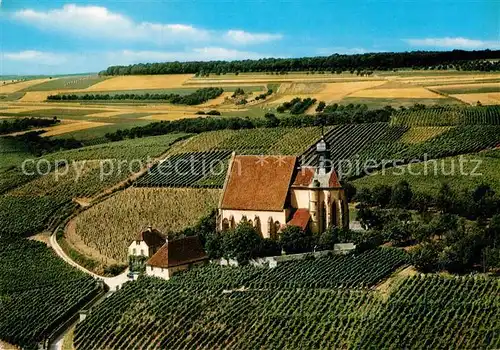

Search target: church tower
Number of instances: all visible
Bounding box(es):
[316,136,331,175]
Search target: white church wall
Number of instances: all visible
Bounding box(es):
[220,209,287,238]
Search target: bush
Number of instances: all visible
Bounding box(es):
[222,222,262,264]
[280,226,313,254]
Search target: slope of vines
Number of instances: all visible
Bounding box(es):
[0,240,100,349]
[74,250,499,350]
[391,105,500,126]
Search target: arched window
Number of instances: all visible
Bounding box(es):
[254,216,262,236]
[331,201,338,227]
[222,218,229,231]
[268,216,274,238]
[274,221,281,236]
[132,248,137,255]
[140,249,144,256]
[229,215,235,229]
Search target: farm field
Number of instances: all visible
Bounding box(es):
[0,239,100,349]
[85,74,193,91]
[451,92,500,105]
[20,76,108,91]
[430,82,500,94]
[73,259,499,350]
[353,148,500,196]
[73,187,221,262]
[0,78,52,93]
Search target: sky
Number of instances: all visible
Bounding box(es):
[0,0,499,75]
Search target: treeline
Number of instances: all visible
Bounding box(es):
[0,117,59,135]
[4,131,82,156]
[100,50,500,75]
[277,97,317,114]
[104,103,394,141]
[352,181,500,273]
[47,88,224,105]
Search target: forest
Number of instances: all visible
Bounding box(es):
[100,50,500,75]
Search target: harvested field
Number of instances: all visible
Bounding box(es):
[350,87,444,99]
[197,92,233,107]
[40,120,111,137]
[73,187,221,262]
[450,92,500,105]
[272,81,386,104]
[0,79,51,94]
[85,74,193,91]
[430,82,500,95]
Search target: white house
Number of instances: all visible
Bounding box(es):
[218,138,349,237]
[128,226,165,259]
[145,236,209,279]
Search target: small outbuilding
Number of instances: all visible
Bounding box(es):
[128,226,165,259]
[145,235,209,279]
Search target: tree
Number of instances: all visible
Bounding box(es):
[410,242,441,272]
[315,101,326,112]
[436,183,456,213]
[264,113,280,127]
[390,180,413,209]
[222,221,262,264]
[279,225,313,254]
[371,185,392,208]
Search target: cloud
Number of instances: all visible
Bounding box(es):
[13,5,210,44]
[316,47,370,55]
[3,50,68,65]
[12,5,281,46]
[0,48,277,75]
[110,47,271,65]
[224,30,282,45]
[405,37,500,49]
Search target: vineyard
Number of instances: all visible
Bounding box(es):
[0,133,189,238]
[74,251,499,350]
[391,105,500,126]
[300,122,409,170]
[0,239,100,349]
[135,151,231,188]
[170,127,329,156]
[73,187,220,262]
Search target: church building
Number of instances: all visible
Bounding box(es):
[218,138,349,237]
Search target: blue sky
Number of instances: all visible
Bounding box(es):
[1,0,499,75]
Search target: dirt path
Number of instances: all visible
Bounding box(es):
[376,266,417,300]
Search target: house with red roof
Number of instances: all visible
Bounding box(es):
[218,138,349,237]
[145,235,208,279]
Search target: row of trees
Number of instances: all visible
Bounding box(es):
[100,50,500,75]
[0,117,59,135]
[353,181,500,273]
[277,97,317,114]
[47,88,224,105]
[104,103,395,141]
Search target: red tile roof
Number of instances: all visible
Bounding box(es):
[287,209,311,231]
[146,236,208,268]
[329,171,341,188]
[220,155,297,211]
[135,228,165,249]
[291,167,315,187]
